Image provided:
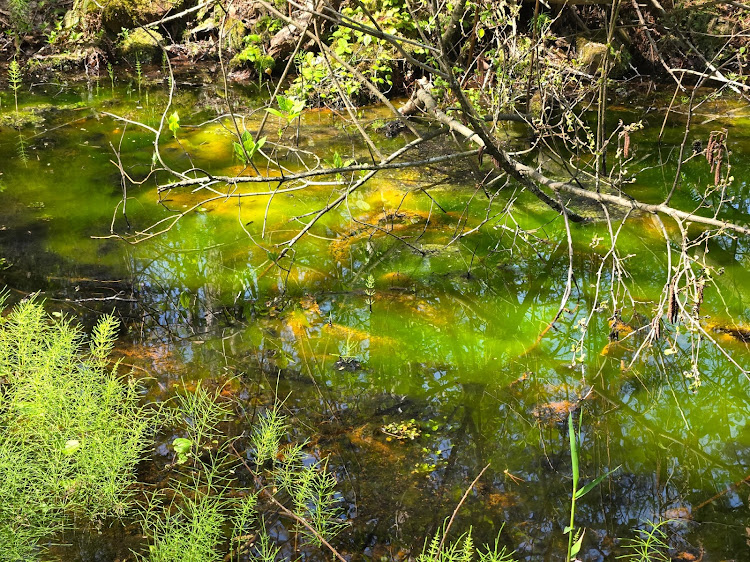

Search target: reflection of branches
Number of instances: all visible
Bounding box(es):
[101,0,750,385]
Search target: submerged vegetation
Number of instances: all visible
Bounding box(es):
[3,0,750,560]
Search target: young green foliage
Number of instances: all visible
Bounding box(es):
[265,94,306,123]
[233,131,267,165]
[170,381,231,461]
[140,489,226,562]
[365,274,375,312]
[249,407,286,466]
[168,111,180,137]
[250,404,345,547]
[135,55,143,99]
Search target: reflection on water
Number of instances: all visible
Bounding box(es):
[1,73,750,560]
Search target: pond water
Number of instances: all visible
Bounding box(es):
[2,69,750,561]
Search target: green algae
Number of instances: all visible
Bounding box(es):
[1,78,750,559]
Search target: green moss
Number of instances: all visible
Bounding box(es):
[0,110,45,128]
[222,17,246,52]
[576,36,630,77]
[118,27,164,63]
[26,49,93,73]
[101,0,184,32]
[576,38,608,74]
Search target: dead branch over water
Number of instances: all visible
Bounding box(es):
[96,0,750,378]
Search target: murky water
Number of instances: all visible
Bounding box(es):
[2,69,750,560]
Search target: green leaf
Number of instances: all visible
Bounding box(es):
[574,466,620,499]
[172,438,192,455]
[568,413,579,491]
[265,107,284,119]
[291,99,306,114]
[277,94,294,114]
[168,111,180,136]
[233,141,247,164]
[571,529,585,558]
[63,439,81,456]
[243,137,257,154]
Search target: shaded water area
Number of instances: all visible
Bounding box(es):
[3,69,750,560]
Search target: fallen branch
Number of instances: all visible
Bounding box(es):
[155,149,479,193]
[401,80,750,237]
[278,130,447,257]
[400,79,589,223]
[142,0,216,29]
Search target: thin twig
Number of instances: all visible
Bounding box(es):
[437,462,490,555]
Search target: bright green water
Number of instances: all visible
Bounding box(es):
[2,73,750,560]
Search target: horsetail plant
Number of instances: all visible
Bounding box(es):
[135,55,143,99]
[0,297,153,560]
[619,519,672,561]
[365,274,375,312]
[8,58,22,114]
[107,62,115,95]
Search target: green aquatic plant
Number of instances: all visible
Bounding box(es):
[168,111,180,137]
[170,381,231,460]
[0,297,153,560]
[418,527,516,562]
[248,404,345,548]
[337,333,359,367]
[172,437,193,465]
[618,519,672,561]
[273,442,345,546]
[107,62,115,95]
[249,407,286,466]
[139,470,228,562]
[8,58,22,114]
[566,413,619,561]
[365,273,376,312]
[325,150,356,183]
[266,94,305,143]
[141,399,344,561]
[266,94,306,124]
[382,419,420,441]
[135,55,143,99]
[245,528,280,562]
[16,132,28,165]
[233,130,267,168]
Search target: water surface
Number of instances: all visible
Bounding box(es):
[2,71,750,560]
